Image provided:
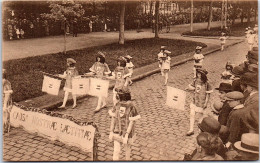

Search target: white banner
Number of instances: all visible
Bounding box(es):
[72,78,90,95]
[89,78,109,97]
[166,86,186,111]
[10,105,95,157]
[42,75,61,96]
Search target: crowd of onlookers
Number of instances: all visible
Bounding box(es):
[184,25,259,161]
[3,9,227,41]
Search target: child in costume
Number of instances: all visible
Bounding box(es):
[186,68,213,136]
[124,55,134,85]
[219,32,227,51]
[157,46,166,72]
[112,56,130,106]
[89,51,111,112]
[3,69,13,133]
[58,58,79,109]
[108,87,141,160]
[160,50,171,85]
[193,46,204,78]
[221,61,234,84]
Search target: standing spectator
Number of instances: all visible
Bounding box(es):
[89,19,93,33]
[43,19,49,36]
[29,21,34,38]
[73,18,78,37]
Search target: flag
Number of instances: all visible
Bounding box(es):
[72,78,90,95]
[166,86,186,111]
[42,75,62,96]
[89,78,109,97]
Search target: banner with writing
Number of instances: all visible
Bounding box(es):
[89,78,109,97]
[166,86,186,111]
[72,78,90,95]
[10,105,96,157]
[42,75,62,96]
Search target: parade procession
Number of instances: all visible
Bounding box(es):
[2,0,259,161]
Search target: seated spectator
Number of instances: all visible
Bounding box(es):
[230,66,245,92]
[226,133,259,160]
[225,91,247,146]
[191,132,224,160]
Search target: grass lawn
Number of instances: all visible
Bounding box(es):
[4,38,206,102]
[182,22,256,37]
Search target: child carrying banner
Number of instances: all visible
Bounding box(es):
[112,56,130,106]
[89,51,111,112]
[58,58,79,109]
[186,68,213,136]
[108,87,141,160]
[193,46,204,78]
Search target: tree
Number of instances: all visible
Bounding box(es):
[42,0,85,54]
[207,0,213,30]
[190,0,194,32]
[155,1,159,38]
[119,0,126,44]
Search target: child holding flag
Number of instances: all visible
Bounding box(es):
[160,50,171,85]
[89,51,111,112]
[124,55,134,85]
[186,68,213,136]
[58,58,79,109]
[193,46,204,78]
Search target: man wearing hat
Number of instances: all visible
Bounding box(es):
[225,91,246,146]
[215,83,233,126]
[246,50,258,65]
[193,46,204,78]
[230,65,245,93]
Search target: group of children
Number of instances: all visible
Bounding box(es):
[245,24,258,51]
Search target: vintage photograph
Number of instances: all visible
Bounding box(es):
[2,0,259,161]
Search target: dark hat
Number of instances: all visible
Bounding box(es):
[97,51,105,58]
[215,83,232,92]
[196,68,208,75]
[252,47,258,51]
[225,91,244,101]
[211,101,223,114]
[231,65,245,76]
[198,117,221,134]
[67,58,76,64]
[240,72,258,88]
[247,50,258,61]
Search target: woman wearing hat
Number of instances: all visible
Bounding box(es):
[186,68,213,136]
[58,58,79,109]
[88,52,111,112]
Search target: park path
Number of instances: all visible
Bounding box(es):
[2,20,243,61]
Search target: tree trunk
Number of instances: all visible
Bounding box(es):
[93,2,96,15]
[254,7,257,22]
[150,1,153,15]
[241,10,244,24]
[247,6,251,24]
[190,0,193,32]
[155,1,159,38]
[232,6,237,25]
[64,29,66,54]
[221,0,224,29]
[119,1,125,45]
[207,0,213,31]
[224,0,227,28]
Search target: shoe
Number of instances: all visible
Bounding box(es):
[58,105,65,109]
[72,105,77,109]
[94,107,101,113]
[186,131,194,136]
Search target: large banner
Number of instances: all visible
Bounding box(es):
[10,104,96,158]
[42,75,62,96]
[89,78,109,97]
[166,86,186,111]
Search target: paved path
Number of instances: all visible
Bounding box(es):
[2,20,242,61]
[3,41,247,161]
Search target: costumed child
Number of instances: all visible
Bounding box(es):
[160,50,171,85]
[2,69,13,133]
[193,46,204,78]
[58,58,79,109]
[112,56,130,106]
[124,55,134,85]
[186,68,213,136]
[88,51,111,112]
[157,46,166,74]
[108,87,141,160]
[247,30,255,51]
[221,61,234,84]
[219,32,227,51]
